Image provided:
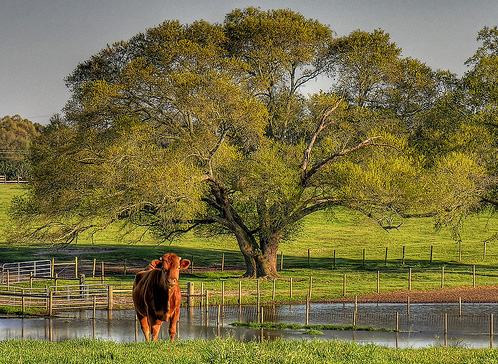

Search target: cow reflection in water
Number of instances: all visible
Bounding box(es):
[132,253,191,342]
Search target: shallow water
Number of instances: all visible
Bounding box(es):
[1,303,497,348]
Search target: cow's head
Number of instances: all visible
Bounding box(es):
[159,253,191,287]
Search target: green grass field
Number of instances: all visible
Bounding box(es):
[0,338,497,364]
[2,183,498,304]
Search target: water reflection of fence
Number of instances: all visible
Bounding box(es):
[208,303,497,347]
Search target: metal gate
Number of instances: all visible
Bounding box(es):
[0,260,52,283]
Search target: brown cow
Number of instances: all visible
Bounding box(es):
[132,253,190,342]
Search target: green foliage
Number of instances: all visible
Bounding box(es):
[331,29,401,107]
[0,115,42,180]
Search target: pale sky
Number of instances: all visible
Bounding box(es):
[1,0,497,125]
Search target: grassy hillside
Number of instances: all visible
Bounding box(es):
[2,183,498,267]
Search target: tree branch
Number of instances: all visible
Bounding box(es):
[302,136,396,185]
[300,97,344,181]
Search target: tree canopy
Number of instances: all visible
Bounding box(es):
[0,115,42,180]
[10,8,496,278]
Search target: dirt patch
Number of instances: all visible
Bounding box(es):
[331,286,498,304]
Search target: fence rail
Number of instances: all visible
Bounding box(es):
[0,175,27,183]
[0,283,112,314]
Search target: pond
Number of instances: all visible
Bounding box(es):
[0,303,497,348]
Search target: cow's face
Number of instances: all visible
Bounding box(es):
[159,253,191,286]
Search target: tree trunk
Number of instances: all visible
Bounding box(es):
[235,230,280,279]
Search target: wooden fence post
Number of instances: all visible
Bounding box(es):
[305,295,310,325]
[272,279,276,301]
[402,246,406,265]
[257,279,260,309]
[75,257,78,279]
[444,313,448,335]
[221,281,225,305]
[238,281,242,305]
[107,286,113,311]
[491,314,494,341]
[49,290,53,316]
[473,265,476,288]
[101,261,105,283]
[200,282,204,307]
[308,276,312,299]
[217,305,221,326]
[289,277,293,299]
[187,282,194,307]
[21,289,25,315]
[408,268,412,290]
[343,274,347,297]
[93,259,96,278]
[221,253,224,272]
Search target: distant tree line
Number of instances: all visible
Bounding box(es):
[0,115,43,180]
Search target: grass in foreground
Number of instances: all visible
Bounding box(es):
[0,338,497,364]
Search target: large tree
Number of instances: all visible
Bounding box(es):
[12,9,473,278]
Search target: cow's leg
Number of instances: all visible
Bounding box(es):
[151,319,164,341]
[136,313,150,341]
[168,308,180,342]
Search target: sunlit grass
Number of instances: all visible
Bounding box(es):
[0,338,497,364]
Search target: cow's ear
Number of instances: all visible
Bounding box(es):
[180,259,191,270]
